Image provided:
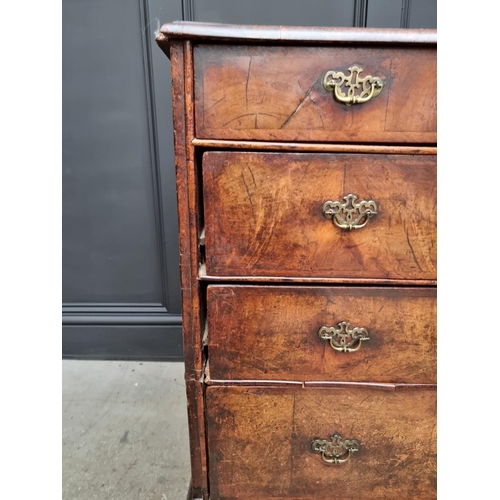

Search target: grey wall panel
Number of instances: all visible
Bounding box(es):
[192,0,356,27]
[62,0,183,360]
[63,0,163,303]
[408,0,437,28]
[366,0,436,28]
[149,0,183,314]
[366,0,403,28]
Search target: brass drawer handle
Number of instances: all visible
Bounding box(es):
[311,433,361,465]
[318,322,370,353]
[323,65,383,106]
[322,194,378,230]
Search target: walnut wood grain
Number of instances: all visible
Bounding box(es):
[156,23,438,500]
[170,40,208,499]
[169,41,198,377]
[194,45,436,143]
[184,39,205,377]
[203,152,436,281]
[192,139,437,155]
[206,385,436,499]
[185,380,208,499]
[199,270,436,286]
[206,285,436,384]
[205,379,433,389]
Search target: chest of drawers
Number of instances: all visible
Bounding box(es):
[156,22,437,500]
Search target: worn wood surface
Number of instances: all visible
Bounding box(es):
[194,45,436,143]
[203,152,436,281]
[192,139,437,155]
[206,286,436,384]
[169,40,208,498]
[205,379,433,390]
[156,23,437,58]
[158,23,438,500]
[199,269,436,286]
[169,41,197,376]
[185,380,208,499]
[183,40,206,378]
[206,386,436,499]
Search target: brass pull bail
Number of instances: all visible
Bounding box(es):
[323,65,383,105]
[311,433,361,465]
[318,322,370,353]
[322,194,378,230]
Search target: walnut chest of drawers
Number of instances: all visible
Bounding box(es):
[156,22,437,500]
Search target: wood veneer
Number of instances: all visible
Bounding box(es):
[203,152,436,280]
[206,285,436,384]
[157,21,437,500]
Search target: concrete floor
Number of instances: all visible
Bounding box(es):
[62,360,191,500]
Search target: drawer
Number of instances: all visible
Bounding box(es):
[194,44,436,144]
[203,152,436,281]
[207,386,436,499]
[206,286,436,384]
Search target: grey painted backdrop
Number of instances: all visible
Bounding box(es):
[62,0,436,360]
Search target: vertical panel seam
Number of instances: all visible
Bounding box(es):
[354,0,368,27]
[182,0,195,22]
[139,0,171,309]
[401,0,412,28]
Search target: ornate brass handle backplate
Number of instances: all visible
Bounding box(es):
[322,194,378,230]
[323,65,383,105]
[318,322,370,353]
[311,433,361,465]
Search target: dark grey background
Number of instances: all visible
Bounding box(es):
[62,0,437,361]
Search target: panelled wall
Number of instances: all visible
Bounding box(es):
[62,0,436,360]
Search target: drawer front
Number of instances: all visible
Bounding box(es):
[203,152,436,281]
[206,286,436,384]
[207,386,436,500]
[194,45,436,144]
